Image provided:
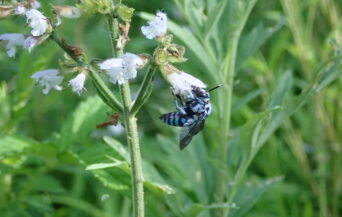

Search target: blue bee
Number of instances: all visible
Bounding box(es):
[160,85,221,149]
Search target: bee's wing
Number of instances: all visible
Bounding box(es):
[179,120,205,150]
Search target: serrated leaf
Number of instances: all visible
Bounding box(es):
[104,136,175,195]
[59,95,107,149]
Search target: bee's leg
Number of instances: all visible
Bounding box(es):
[171,92,187,115]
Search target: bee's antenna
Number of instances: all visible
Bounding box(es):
[208,85,222,92]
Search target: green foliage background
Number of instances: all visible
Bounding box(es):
[0,0,342,217]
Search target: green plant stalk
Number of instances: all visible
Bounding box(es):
[119,83,145,217]
[107,15,145,217]
[214,1,257,216]
[131,64,156,115]
[49,32,123,113]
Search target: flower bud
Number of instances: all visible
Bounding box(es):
[154,48,168,65]
[77,0,112,15]
[116,4,134,22]
[97,0,112,14]
[166,44,187,63]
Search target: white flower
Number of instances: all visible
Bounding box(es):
[14,4,26,15]
[25,9,48,36]
[0,33,25,57]
[31,69,64,94]
[122,53,144,79]
[69,73,86,95]
[99,53,143,85]
[167,72,206,97]
[141,11,167,39]
[31,0,41,9]
[24,36,38,52]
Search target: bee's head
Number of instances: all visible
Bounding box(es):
[191,86,209,99]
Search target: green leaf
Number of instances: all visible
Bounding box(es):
[228,176,284,217]
[59,95,108,149]
[236,18,285,71]
[0,135,35,159]
[104,136,175,196]
[203,0,230,38]
[232,88,264,113]
[31,175,67,194]
[266,70,293,108]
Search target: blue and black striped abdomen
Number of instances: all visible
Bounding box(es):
[160,112,195,127]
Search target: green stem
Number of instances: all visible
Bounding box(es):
[120,83,145,217]
[214,1,257,217]
[131,64,156,115]
[107,15,145,217]
[49,32,123,113]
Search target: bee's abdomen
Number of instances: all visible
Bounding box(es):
[160,112,192,127]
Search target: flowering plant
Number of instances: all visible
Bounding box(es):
[1,1,341,217]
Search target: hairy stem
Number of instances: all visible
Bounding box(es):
[107,15,145,217]
[120,83,145,217]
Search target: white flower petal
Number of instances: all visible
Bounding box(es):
[14,4,26,15]
[31,0,41,9]
[167,72,206,97]
[0,33,25,57]
[99,58,122,70]
[24,36,38,52]
[31,69,64,94]
[69,73,86,95]
[122,53,143,80]
[26,9,48,36]
[99,53,142,85]
[6,46,16,57]
[141,11,167,39]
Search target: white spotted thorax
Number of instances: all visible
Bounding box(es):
[0,33,25,57]
[99,53,143,85]
[141,11,167,39]
[25,9,48,36]
[167,72,207,98]
[31,69,64,94]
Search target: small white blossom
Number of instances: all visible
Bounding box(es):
[31,69,64,94]
[14,4,26,15]
[141,11,167,39]
[24,36,38,52]
[122,53,144,80]
[167,72,206,97]
[99,53,143,85]
[0,33,25,57]
[31,0,41,9]
[25,9,48,36]
[69,73,86,95]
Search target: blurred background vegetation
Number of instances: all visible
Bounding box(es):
[0,0,341,217]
